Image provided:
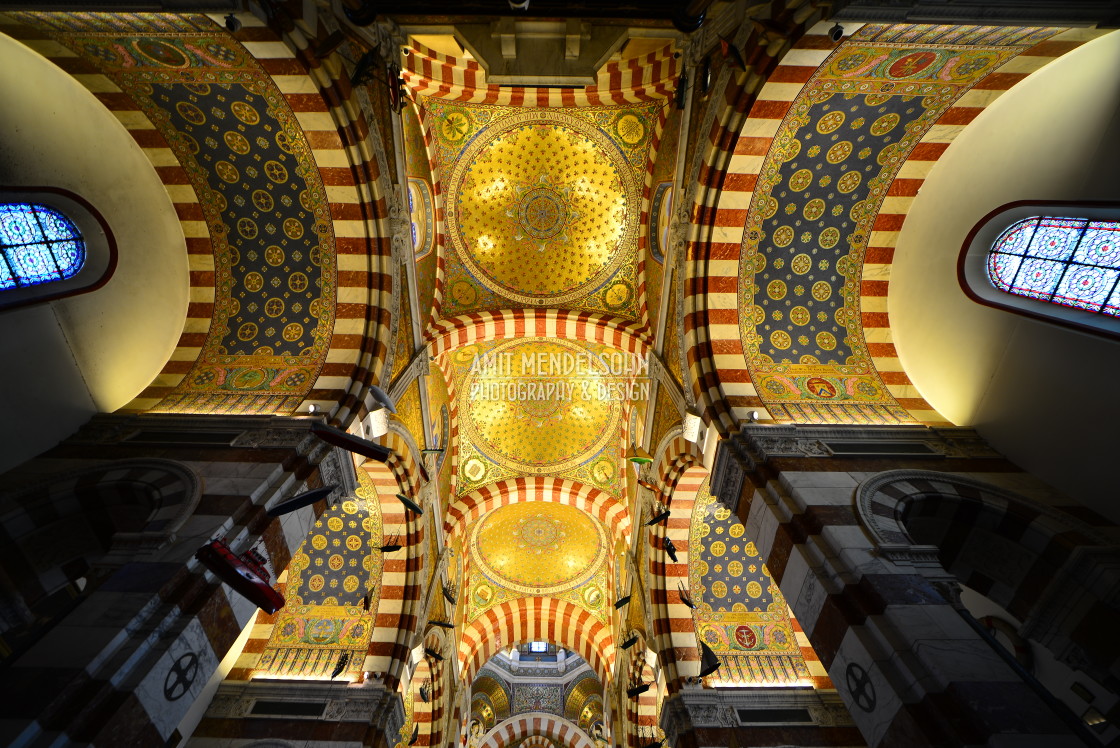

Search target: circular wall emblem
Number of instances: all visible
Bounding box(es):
[163,652,199,701]
[888,51,938,79]
[845,662,877,712]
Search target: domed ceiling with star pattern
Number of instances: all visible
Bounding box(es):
[422,99,660,321]
[438,337,637,498]
[466,502,612,622]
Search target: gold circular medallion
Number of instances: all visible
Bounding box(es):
[444,111,638,305]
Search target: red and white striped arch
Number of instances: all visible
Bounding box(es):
[651,432,704,497]
[459,597,616,686]
[688,22,1105,428]
[514,736,562,748]
[360,459,418,691]
[647,463,706,694]
[621,647,659,748]
[445,477,631,546]
[402,40,679,107]
[479,713,595,748]
[679,1,825,433]
[4,10,398,422]
[426,310,651,358]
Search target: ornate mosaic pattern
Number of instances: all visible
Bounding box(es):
[257,469,382,680]
[512,683,564,715]
[564,673,603,725]
[424,99,657,320]
[393,378,425,454]
[286,498,381,606]
[470,502,607,595]
[447,339,629,496]
[255,604,371,680]
[468,530,613,627]
[468,564,610,625]
[737,36,1029,424]
[689,476,809,685]
[42,21,336,413]
[392,277,415,381]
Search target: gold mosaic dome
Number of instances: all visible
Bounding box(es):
[445,111,638,304]
[457,339,623,473]
[470,501,607,594]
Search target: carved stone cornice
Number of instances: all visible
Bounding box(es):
[660,687,854,744]
[726,424,1000,461]
[207,678,405,741]
[69,413,317,448]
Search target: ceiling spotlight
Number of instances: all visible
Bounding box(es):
[224,13,242,33]
[746,410,758,423]
[829,23,845,43]
[308,403,318,414]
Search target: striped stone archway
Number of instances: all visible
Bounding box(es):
[459,597,615,687]
[445,477,631,546]
[479,713,595,748]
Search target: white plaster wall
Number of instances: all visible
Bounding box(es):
[0,32,188,471]
[889,31,1120,521]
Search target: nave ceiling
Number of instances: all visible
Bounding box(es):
[1,3,1117,747]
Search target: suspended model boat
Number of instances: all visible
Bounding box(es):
[266,485,337,517]
[396,493,424,515]
[311,421,391,462]
[698,641,722,678]
[195,539,284,614]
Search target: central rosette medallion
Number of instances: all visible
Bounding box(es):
[445,110,638,304]
[470,502,607,594]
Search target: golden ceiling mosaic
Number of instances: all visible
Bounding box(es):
[421,98,660,320]
[466,502,611,623]
[256,469,383,680]
[17,12,337,414]
[442,338,638,497]
[736,24,1056,424]
[688,476,809,686]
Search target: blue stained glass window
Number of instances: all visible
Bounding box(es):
[0,203,85,290]
[988,216,1120,318]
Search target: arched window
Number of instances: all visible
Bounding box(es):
[959,202,1120,338]
[987,217,1120,317]
[0,203,85,289]
[0,189,114,311]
